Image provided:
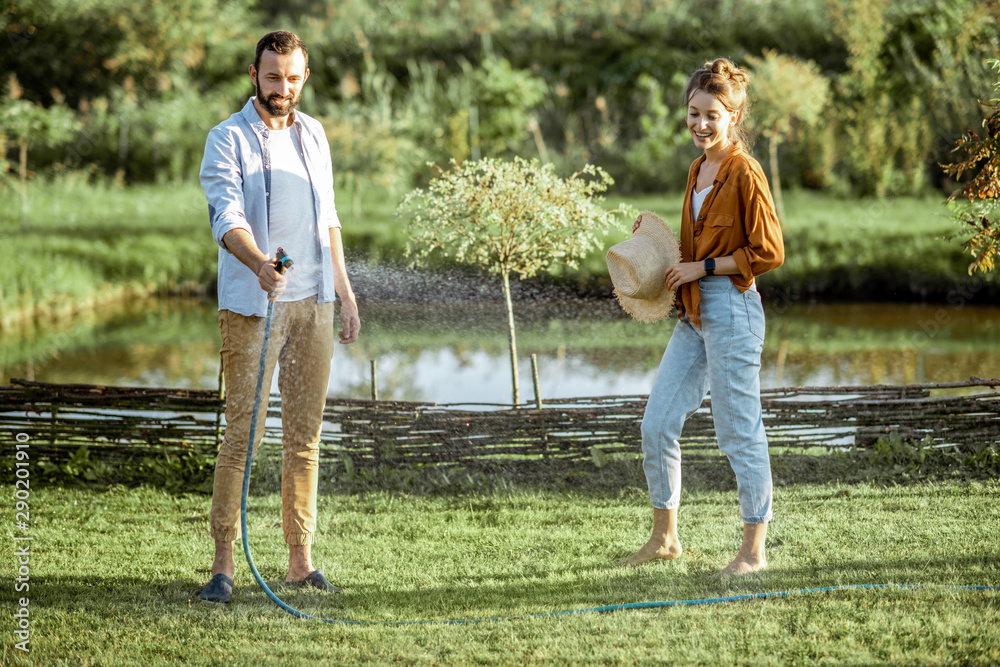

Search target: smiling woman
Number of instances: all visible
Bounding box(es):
[687,91,739,162]
[618,58,783,576]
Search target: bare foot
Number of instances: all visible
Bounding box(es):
[717,552,767,576]
[618,538,683,567]
[619,507,682,567]
[716,521,769,576]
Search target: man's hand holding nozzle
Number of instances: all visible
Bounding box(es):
[257,256,291,301]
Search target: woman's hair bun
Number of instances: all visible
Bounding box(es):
[705,58,749,87]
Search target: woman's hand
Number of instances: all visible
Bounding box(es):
[632,215,642,234]
[663,262,706,292]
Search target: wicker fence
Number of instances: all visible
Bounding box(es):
[2,378,998,472]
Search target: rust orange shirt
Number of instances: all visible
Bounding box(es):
[676,143,784,327]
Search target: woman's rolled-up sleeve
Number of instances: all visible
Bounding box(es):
[733,167,784,282]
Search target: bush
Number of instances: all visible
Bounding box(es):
[851,433,1000,483]
[2,445,217,493]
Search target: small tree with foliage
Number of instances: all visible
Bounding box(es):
[746,50,830,227]
[399,157,629,406]
[941,59,1000,274]
[0,90,78,227]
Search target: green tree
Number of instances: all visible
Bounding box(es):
[0,94,77,227]
[321,53,420,221]
[877,0,1000,190]
[472,55,548,159]
[399,158,628,406]
[746,50,830,227]
[1,0,256,182]
[397,50,548,168]
[941,59,1000,274]
[624,73,690,191]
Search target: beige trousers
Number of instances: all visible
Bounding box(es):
[209,299,334,546]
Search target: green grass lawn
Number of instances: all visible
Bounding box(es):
[3,470,998,666]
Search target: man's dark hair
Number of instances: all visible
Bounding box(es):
[254,31,308,72]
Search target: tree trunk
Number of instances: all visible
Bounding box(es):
[151,129,160,183]
[352,178,362,224]
[19,139,28,229]
[469,104,481,161]
[117,112,129,183]
[0,131,8,174]
[528,116,549,164]
[768,130,786,229]
[502,271,520,407]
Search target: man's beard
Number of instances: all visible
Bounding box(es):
[255,81,300,117]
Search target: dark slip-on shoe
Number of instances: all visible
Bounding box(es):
[303,569,343,593]
[198,573,233,603]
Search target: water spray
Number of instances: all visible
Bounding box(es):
[235,248,998,624]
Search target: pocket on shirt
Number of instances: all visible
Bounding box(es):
[705,213,735,227]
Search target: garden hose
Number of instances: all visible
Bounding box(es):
[236,249,999,625]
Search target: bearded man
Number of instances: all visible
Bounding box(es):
[197,30,360,603]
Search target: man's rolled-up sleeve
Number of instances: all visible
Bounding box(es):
[200,127,252,250]
[320,132,341,230]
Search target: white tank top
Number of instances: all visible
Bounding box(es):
[267,126,322,302]
[692,184,713,221]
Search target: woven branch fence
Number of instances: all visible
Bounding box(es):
[1,378,998,471]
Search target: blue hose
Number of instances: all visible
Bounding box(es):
[237,301,999,625]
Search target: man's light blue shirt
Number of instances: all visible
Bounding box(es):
[200,98,341,317]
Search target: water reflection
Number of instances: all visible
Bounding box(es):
[2,296,997,405]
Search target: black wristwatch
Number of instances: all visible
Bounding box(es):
[704,258,716,276]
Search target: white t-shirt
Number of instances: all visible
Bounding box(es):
[267,127,322,302]
[692,184,713,221]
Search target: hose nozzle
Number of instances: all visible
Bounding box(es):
[275,247,294,275]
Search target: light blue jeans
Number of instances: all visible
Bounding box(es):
[641,276,772,524]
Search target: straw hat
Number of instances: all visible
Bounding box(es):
[606,210,681,323]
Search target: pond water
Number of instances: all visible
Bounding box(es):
[3,283,998,406]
